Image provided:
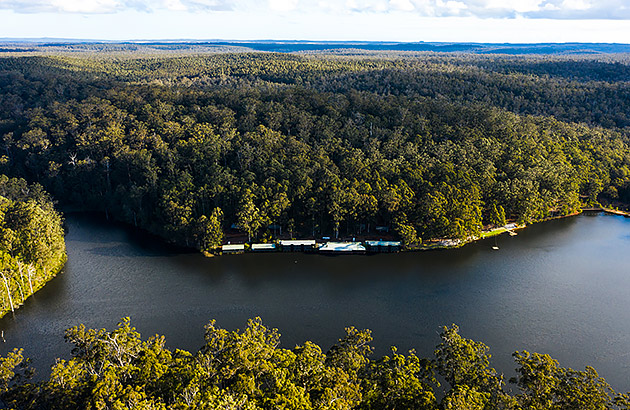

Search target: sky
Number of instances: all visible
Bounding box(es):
[0,0,629,43]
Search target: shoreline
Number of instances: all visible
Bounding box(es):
[0,253,67,319]
[424,206,630,252]
[216,206,629,256]
[60,206,629,258]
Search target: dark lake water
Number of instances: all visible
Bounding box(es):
[1,213,630,391]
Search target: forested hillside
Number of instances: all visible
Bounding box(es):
[1,52,629,249]
[0,175,66,317]
[1,318,629,409]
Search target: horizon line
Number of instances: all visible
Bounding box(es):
[2,38,630,46]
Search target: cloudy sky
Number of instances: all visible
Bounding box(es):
[0,0,629,43]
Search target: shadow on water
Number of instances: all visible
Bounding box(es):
[66,212,194,257]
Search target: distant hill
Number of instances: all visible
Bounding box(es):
[1,39,630,55]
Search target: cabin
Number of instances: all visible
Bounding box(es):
[278,239,317,252]
[221,244,245,254]
[251,243,277,252]
[365,240,402,253]
[318,242,366,254]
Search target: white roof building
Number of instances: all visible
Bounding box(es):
[222,244,245,253]
[279,240,316,246]
[319,242,366,252]
[365,241,402,247]
[251,243,276,251]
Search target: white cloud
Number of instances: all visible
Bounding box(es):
[345,0,389,13]
[0,0,627,19]
[0,0,123,13]
[527,0,630,19]
[442,0,467,14]
[562,0,591,10]
[389,0,414,12]
[0,0,234,13]
[268,0,298,12]
[49,0,117,13]
[482,0,543,13]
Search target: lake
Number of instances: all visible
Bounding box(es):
[1,213,629,391]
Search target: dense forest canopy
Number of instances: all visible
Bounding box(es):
[1,47,630,408]
[0,175,66,317]
[1,51,629,249]
[1,318,629,409]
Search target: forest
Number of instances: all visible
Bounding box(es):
[1,48,630,408]
[0,175,66,317]
[1,318,629,409]
[1,52,629,250]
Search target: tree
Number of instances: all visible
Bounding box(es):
[434,325,503,395]
[393,213,419,248]
[511,351,615,410]
[236,189,263,242]
[195,207,223,253]
[487,204,506,227]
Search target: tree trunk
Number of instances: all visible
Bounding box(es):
[1,272,15,313]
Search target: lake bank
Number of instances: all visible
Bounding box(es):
[215,206,624,255]
[1,213,629,391]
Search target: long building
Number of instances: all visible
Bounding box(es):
[318,242,366,253]
[279,240,317,252]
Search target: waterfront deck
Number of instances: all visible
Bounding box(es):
[222,244,245,254]
[279,240,317,252]
[318,242,366,253]
[251,243,277,251]
[365,240,402,253]
[581,207,630,217]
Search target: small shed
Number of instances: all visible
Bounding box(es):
[279,240,317,252]
[222,244,245,254]
[319,242,366,253]
[251,243,277,252]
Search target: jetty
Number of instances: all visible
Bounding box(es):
[279,240,317,252]
[318,242,366,254]
[251,243,276,252]
[222,244,245,254]
[581,207,630,217]
[365,240,402,253]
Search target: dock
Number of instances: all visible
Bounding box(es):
[251,243,276,252]
[581,207,630,217]
[365,240,402,253]
[318,242,366,253]
[220,239,402,256]
[222,244,245,254]
[279,240,317,252]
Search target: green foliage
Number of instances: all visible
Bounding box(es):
[442,385,490,410]
[0,319,628,410]
[360,347,437,410]
[510,351,614,410]
[195,207,223,252]
[486,204,506,227]
[393,214,419,248]
[1,53,630,248]
[0,176,66,317]
[435,325,503,393]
